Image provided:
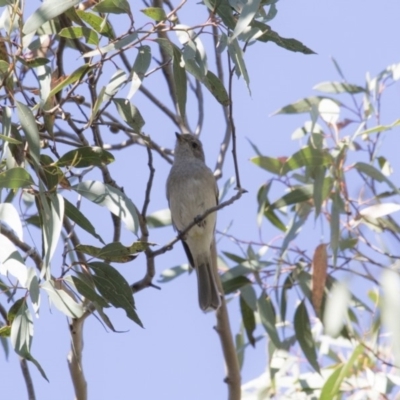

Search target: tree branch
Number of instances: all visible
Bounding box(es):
[212,239,241,400]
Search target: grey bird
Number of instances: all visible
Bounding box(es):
[166,133,221,311]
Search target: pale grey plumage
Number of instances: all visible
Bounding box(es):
[166,133,221,311]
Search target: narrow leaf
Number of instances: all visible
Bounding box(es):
[311,243,328,317]
[73,180,139,234]
[294,300,320,373]
[258,295,281,348]
[0,168,34,189]
[57,146,115,168]
[88,262,143,327]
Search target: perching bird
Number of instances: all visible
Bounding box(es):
[166,133,221,311]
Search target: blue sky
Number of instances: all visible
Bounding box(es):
[3,1,400,399]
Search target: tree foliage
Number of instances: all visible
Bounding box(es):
[0,0,400,399]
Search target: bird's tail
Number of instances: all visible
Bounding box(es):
[195,254,221,311]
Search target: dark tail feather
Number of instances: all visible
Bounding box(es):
[195,256,221,311]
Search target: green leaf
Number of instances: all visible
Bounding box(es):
[64,198,105,244]
[93,0,131,14]
[240,294,256,347]
[146,208,172,228]
[47,64,91,100]
[272,96,341,115]
[23,0,81,34]
[355,162,400,194]
[57,146,115,168]
[40,154,64,191]
[88,262,143,327]
[113,98,145,133]
[202,70,230,106]
[158,264,190,283]
[270,185,313,210]
[70,273,109,308]
[231,0,261,41]
[313,166,326,218]
[16,102,40,166]
[313,81,365,94]
[281,147,333,175]
[42,280,83,319]
[240,283,258,311]
[294,300,320,373]
[73,180,139,234]
[258,295,281,348]
[320,345,363,399]
[75,10,113,38]
[0,168,34,189]
[330,191,340,266]
[251,155,284,175]
[10,300,48,381]
[222,276,251,295]
[172,45,187,119]
[17,56,50,68]
[228,38,251,93]
[104,69,127,101]
[357,118,400,136]
[83,32,138,58]
[127,45,152,99]
[40,194,64,275]
[323,280,350,338]
[58,26,99,45]
[76,241,149,263]
[0,133,22,145]
[0,203,23,240]
[140,7,167,21]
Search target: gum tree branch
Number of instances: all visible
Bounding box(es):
[212,240,241,400]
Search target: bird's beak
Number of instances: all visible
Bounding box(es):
[175,132,182,141]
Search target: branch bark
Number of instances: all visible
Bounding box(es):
[212,240,241,400]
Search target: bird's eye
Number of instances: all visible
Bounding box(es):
[191,142,198,149]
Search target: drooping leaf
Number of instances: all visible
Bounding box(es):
[113,98,145,133]
[10,299,48,381]
[57,146,115,168]
[357,119,400,136]
[42,280,83,319]
[228,38,251,93]
[127,45,152,99]
[258,294,281,348]
[222,276,252,295]
[294,300,320,373]
[70,273,109,308]
[23,0,81,34]
[240,294,256,347]
[330,191,340,265]
[88,262,143,327]
[16,102,40,166]
[172,45,187,119]
[323,280,350,338]
[230,0,261,41]
[40,154,65,191]
[73,180,139,234]
[355,162,400,194]
[64,198,105,244]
